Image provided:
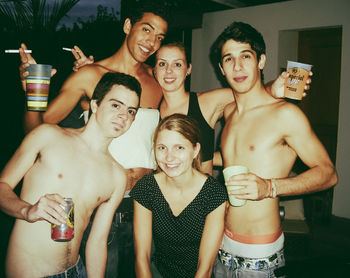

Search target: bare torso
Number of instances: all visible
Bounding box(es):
[221,98,297,236]
[6,126,124,277]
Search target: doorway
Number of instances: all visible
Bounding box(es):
[284,27,342,224]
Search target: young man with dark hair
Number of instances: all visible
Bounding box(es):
[18,5,168,276]
[0,72,140,278]
[212,21,338,277]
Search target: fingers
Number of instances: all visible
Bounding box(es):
[19,43,36,64]
[51,68,57,78]
[27,194,68,225]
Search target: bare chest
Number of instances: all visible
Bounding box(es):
[138,75,163,108]
[221,112,287,166]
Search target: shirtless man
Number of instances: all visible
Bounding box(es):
[211,22,338,277]
[19,2,168,184]
[0,72,141,278]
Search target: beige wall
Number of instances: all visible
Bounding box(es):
[191,0,350,219]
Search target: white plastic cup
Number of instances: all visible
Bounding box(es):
[223,165,249,207]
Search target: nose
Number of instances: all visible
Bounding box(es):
[165,150,174,162]
[118,107,128,120]
[166,64,172,73]
[146,33,156,47]
[233,59,242,71]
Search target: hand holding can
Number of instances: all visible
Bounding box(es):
[51,197,74,242]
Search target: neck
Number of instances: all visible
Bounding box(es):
[162,88,188,107]
[79,118,113,153]
[234,82,269,112]
[164,168,197,189]
[103,42,143,75]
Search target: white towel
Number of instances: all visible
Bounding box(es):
[108,108,159,169]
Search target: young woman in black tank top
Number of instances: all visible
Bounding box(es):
[154,42,234,175]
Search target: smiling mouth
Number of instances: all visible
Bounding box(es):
[233,76,248,83]
[164,78,176,83]
[139,45,151,55]
[164,163,179,169]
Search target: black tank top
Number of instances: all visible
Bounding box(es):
[159,93,215,162]
[187,92,214,162]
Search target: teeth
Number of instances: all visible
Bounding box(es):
[166,164,177,168]
[139,45,150,53]
[164,78,175,82]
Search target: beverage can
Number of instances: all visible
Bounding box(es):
[51,197,74,242]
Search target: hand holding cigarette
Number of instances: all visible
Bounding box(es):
[18,43,57,91]
[70,46,94,72]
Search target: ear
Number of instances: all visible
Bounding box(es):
[186,63,192,76]
[123,18,132,35]
[90,99,98,114]
[193,142,201,159]
[218,62,226,76]
[258,54,266,70]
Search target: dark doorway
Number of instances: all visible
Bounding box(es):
[297,27,342,225]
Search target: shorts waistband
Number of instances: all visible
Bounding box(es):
[224,228,283,244]
[43,256,84,278]
[217,248,284,271]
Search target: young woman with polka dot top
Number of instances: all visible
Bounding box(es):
[130,113,227,278]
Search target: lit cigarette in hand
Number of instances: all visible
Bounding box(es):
[5,49,32,53]
[62,47,73,52]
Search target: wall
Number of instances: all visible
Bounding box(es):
[190,0,350,219]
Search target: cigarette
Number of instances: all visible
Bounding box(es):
[62,47,72,52]
[5,49,32,53]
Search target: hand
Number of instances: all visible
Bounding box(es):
[24,193,68,225]
[225,173,270,201]
[270,71,313,99]
[19,43,57,91]
[72,45,94,72]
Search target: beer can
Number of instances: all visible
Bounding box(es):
[51,197,74,242]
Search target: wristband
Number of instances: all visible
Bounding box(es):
[271,179,277,198]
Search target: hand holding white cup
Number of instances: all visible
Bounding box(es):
[223,165,249,207]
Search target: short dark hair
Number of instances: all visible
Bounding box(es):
[211,21,266,81]
[92,72,142,107]
[125,1,170,25]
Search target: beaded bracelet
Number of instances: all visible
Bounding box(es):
[271,179,277,198]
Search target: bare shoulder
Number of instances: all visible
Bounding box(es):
[273,100,307,120]
[271,100,311,131]
[29,123,65,139]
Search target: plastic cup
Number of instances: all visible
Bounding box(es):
[25,64,52,111]
[284,61,312,100]
[223,165,249,207]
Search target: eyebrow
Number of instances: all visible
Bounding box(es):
[109,98,138,111]
[141,22,166,37]
[221,49,255,60]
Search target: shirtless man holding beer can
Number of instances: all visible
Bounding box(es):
[0,72,141,278]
